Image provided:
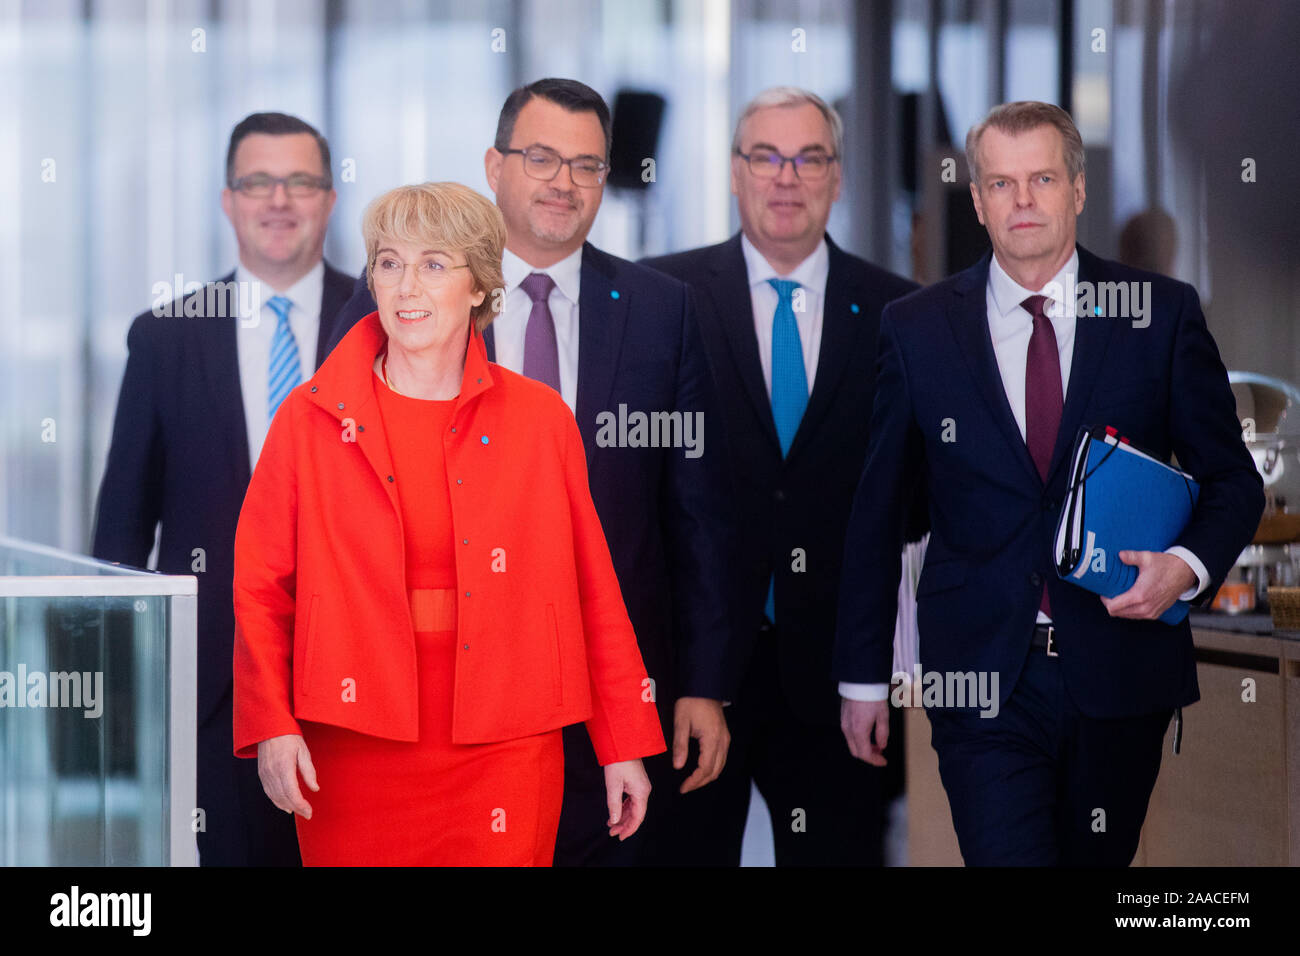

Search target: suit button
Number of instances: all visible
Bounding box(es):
[451,426,457,433]
[462,538,468,545]
[465,591,471,597]
[1029,572,1043,588]
[773,489,786,502]
[310,386,317,393]
[456,478,463,485]
[387,475,394,482]
[337,402,345,410]
[358,425,365,432]
[462,644,469,650]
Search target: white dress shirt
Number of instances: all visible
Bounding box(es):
[235,261,323,466]
[741,233,828,395]
[493,245,584,413]
[839,248,1208,703]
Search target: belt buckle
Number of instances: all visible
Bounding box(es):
[1044,625,1058,658]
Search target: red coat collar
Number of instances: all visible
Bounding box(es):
[306,310,496,421]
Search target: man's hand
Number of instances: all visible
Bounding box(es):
[256,733,319,818]
[840,698,889,766]
[1101,550,1198,620]
[671,696,730,794]
[604,759,651,841]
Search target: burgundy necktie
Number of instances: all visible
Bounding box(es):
[520,272,560,392]
[1023,294,1063,616]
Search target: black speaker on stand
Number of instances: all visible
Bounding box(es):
[608,90,666,256]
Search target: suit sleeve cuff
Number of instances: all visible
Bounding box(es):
[838,681,890,702]
[1166,545,1210,601]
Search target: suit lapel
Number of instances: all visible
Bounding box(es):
[482,324,497,362]
[315,263,355,368]
[575,243,629,449]
[946,253,1042,486]
[199,271,252,486]
[1046,245,1118,484]
[704,234,780,453]
[787,236,864,460]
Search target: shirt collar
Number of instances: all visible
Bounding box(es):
[235,259,325,320]
[740,233,829,291]
[988,247,1080,320]
[502,244,584,305]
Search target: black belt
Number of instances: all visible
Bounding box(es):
[1030,623,1059,657]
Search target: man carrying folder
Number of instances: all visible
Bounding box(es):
[834,101,1264,865]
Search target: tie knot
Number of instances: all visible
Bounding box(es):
[520,272,556,304]
[267,295,293,323]
[768,278,799,301]
[1021,294,1051,320]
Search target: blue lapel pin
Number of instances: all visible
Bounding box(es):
[610,290,620,300]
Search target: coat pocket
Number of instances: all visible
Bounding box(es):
[300,594,321,695]
[916,559,967,598]
[546,603,563,707]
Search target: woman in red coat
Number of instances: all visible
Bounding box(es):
[232,181,665,865]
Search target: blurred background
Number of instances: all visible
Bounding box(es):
[1,0,1297,869]
[3,0,1297,553]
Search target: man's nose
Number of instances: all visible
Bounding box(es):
[268,181,292,205]
[775,158,800,185]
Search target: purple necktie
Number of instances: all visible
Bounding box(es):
[520,272,560,392]
[1023,294,1063,616]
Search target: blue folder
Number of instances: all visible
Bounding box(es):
[1053,425,1200,625]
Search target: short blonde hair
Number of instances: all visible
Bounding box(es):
[965,101,1085,187]
[362,182,506,331]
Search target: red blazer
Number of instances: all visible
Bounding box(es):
[232,311,666,766]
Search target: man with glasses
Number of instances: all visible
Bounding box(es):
[323,78,736,867]
[93,111,355,866]
[643,87,917,865]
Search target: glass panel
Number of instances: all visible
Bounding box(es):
[0,538,194,866]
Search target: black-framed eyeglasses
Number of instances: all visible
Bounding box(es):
[499,146,609,187]
[735,148,838,181]
[230,173,332,197]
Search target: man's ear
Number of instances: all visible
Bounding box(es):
[221,188,234,226]
[484,147,502,194]
[969,182,985,225]
[1073,170,1087,215]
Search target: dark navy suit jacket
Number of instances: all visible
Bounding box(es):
[833,245,1264,718]
[643,233,919,725]
[323,242,738,717]
[92,263,356,731]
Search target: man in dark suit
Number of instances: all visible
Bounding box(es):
[835,101,1264,865]
[643,87,918,865]
[322,79,736,866]
[92,112,355,866]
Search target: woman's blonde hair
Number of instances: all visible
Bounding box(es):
[362,182,506,331]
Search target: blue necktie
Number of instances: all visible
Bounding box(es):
[766,278,808,623]
[267,295,302,422]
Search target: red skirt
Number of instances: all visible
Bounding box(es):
[295,618,565,866]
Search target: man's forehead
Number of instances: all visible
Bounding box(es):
[512,99,604,146]
[233,133,322,168]
[981,125,1065,158]
[740,104,832,145]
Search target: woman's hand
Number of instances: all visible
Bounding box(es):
[257,734,320,819]
[603,759,651,841]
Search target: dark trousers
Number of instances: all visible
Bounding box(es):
[195,701,301,867]
[553,722,679,866]
[640,623,886,866]
[926,640,1173,866]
